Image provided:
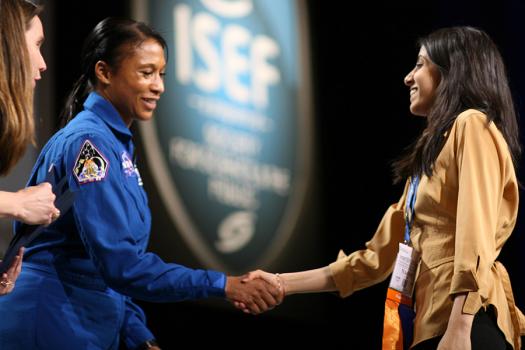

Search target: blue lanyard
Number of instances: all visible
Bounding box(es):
[404,175,419,244]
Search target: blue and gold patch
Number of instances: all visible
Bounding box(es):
[73,140,109,184]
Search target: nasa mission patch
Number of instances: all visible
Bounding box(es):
[73,140,109,184]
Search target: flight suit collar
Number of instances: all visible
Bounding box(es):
[83,92,133,140]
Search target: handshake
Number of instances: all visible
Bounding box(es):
[225,270,284,315]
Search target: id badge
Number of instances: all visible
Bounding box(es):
[389,243,420,297]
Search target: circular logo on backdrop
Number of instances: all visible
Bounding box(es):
[135,0,312,272]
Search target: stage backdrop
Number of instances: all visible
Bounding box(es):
[132,0,315,274]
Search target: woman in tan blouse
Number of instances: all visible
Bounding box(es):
[242,27,525,349]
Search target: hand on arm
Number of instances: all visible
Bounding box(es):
[437,294,474,350]
[0,183,59,225]
[0,247,24,295]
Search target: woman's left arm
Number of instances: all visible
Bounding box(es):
[438,293,474,350]
[445,112,517,348]
[451,113,510,313]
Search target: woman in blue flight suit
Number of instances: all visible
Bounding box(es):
[0,17,280,349]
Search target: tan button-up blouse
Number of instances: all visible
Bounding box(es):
[329,110,525,348]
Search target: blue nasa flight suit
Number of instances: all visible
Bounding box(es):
[0,92,226,349]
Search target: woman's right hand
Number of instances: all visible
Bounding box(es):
[242,269,283,291]
[234,270,285,311]
[13,182,59,225]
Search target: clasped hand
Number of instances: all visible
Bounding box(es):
[225,270,284,314]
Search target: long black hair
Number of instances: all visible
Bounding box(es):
[393,26,521,183]
[60,17,167,126]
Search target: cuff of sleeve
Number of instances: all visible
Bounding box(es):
[461,291,482,315]
[328,250,354,298]
[135,339,159,350]
[127,328,155,350]
[449,269,479,295]
[208,270,227,297]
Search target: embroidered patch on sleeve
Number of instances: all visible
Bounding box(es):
[73,139,109,184]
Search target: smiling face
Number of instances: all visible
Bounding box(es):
[25,16,46,87]
[97,38,166,126]
[404,47,441,117]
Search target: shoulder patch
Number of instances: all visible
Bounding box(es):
[73,139,109,184]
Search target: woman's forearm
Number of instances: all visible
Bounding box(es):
[0,191,18,219]
[437,293,474,349]
[447,293,475,329]
[280,266,337,295]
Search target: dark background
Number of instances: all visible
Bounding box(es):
[37,0,525,348]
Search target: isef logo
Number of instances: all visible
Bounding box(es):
[138,0,312,273]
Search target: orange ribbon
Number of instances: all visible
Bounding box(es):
[382,288,413,350]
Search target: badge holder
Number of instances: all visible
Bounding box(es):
[382,176,420,350]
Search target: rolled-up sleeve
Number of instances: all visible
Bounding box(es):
[329,182,409,297]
